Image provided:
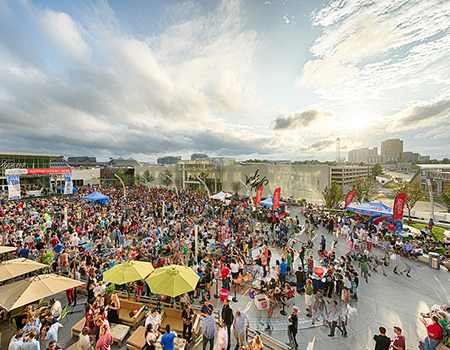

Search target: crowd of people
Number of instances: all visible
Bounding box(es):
[1,185,449,350]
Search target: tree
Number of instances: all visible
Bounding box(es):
[392,181,426,222]
[441,184,450,213]
[352,176,378,203]
[115,169,129,185]
[160,169,174,187]
[372,163,384,177]
[140,170,155,188]
[231,181,241,193]
[322,181,345,210]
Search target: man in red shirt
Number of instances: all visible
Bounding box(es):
[50,235,59,247]
[221,264,230,291]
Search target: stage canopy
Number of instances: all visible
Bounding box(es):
[210,191,231,201]
[346,202,393,217]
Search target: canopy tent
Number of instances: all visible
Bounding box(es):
[210,191,231,201]
[346,202,393,217]
[259,196,287,208]
[82,191,109,204]
[226,193,248,202]
[57,186,78,194]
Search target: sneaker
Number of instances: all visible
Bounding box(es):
[306,313,312,317]
[328,334,334,337]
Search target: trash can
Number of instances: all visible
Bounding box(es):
[254,295,269,310]
[429,252,440,270]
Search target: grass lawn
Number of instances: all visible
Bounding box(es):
[410,222,446,242]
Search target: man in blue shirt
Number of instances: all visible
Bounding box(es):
[279,257,287,286]
[160,324,177,350]
[202,309,215,350]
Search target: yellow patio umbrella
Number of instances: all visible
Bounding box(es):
[103,261,154,285]
[0,258,47,282]
[145,264,200,298]
[0,274,84,311]
[0,246,16,254]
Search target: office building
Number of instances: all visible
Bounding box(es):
[348,147,378,163]
[381,139,403,161]
[191,153,208,160]
[157,156,181,165]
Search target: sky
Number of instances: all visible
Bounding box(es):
[0,0,449,162]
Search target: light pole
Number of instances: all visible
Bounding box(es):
[114,174,126,198]
[91,173,101,189]
[196,176,211,197]
[426,179,434,220]
[239,179,254,206]
[165,174,178,196]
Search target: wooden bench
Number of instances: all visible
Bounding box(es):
[71,318,85,338]
[126,325,146,350]
[159,307,201,342]
[118,298,146,330]
[418,254,429,264]
[66,341,79,350]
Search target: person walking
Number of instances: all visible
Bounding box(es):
[221,298,234,350]
[202,309,215,350]
[327,301,343,337]
[373,326,391,350]
[233,309,249,350]
[287,306,299,350]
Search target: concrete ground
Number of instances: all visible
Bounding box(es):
[2,206,450,350]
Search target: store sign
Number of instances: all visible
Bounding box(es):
[5,168,72,175]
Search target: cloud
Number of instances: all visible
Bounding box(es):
[0,0,268,159]
[308,140,335,152]
[271,107,333,130]
[297,0,450,102]
[388,96,450,132]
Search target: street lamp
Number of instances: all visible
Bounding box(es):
[196,176,210,197]
[114,174,126,198]
[426,179,434,220]
[91,173,101,189]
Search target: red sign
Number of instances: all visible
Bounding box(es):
[393,193,407,221]
[27,168,72,174]
[345,190,356,208]
[255,186,264,206]
[273,188,281,210]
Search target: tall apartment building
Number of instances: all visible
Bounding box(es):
[348,147,378,163]
[381,139,403,162]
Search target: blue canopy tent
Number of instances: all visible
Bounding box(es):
[82,191,110,204]
[57,186,78,194]
[259,196,287,208]
[346,202,393,217]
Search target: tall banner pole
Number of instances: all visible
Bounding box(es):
[194,225,198,260]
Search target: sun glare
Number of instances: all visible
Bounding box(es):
[346,113,372,130]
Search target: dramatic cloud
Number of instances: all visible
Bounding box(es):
[297,0,450,102]
[271,107,333,130]
[388,96,450,132]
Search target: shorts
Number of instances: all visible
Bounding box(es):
[305,293,313,306]
[287,266,291,272]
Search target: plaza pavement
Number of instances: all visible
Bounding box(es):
[1,207,450,350]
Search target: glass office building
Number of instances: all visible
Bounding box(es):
[0,152,59,191]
